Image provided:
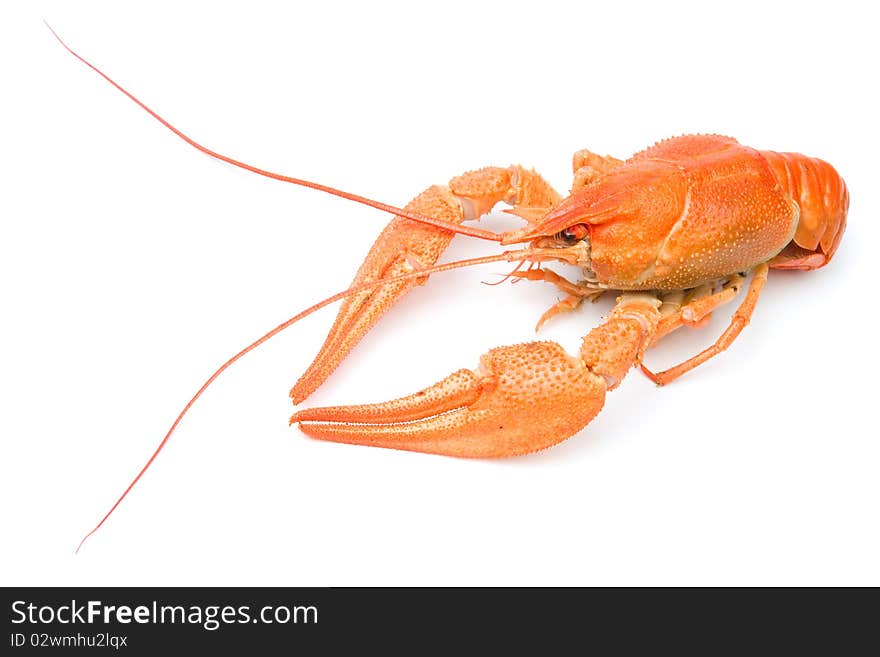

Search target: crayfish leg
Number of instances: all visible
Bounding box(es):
[510,267,604,331]
[640,263,769,386]
[571,149,625,191]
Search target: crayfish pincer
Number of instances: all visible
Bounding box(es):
[293,296,659,457]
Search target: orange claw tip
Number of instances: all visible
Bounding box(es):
[290,370,481,425]
[291,342,608,458]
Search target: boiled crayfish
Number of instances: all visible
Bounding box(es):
[50,28,848,548]
[288,135,848,457]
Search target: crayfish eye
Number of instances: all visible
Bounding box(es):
[558,223,589,244]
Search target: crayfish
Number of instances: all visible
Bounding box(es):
[287,136,848,456]
[50,27,848,549]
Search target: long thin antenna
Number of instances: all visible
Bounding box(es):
[75,248,536,553]
[45,22,503,243]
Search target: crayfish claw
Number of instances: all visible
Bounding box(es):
[291,342,607,458]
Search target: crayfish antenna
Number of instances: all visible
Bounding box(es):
[74,250,537,551]
[44,22,502,243]
[481,259,529,287]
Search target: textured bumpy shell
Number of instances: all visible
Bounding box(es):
[530,135,846,289]
[597,135,798,289]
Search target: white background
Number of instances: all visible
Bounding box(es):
[2,0,877,586]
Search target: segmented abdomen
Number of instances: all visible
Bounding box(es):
[759,150,849,270]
